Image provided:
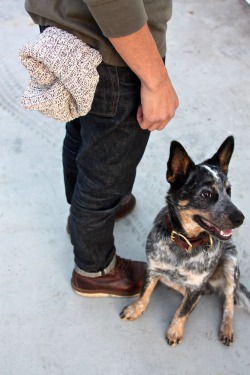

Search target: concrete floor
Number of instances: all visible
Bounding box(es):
[1,1,250,374]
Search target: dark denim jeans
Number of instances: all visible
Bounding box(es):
[63,63,150,272]
[39,25,150,272]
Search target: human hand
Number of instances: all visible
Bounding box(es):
[109,24,179,131]
[137,75,179,131]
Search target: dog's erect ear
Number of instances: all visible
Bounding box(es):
[206,136,234,175]
[167,141,195,186]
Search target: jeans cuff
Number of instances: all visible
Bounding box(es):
[74,255,116,278]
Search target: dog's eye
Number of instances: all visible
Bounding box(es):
[201,190,212,198]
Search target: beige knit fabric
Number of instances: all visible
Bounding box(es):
[19,27,102,122]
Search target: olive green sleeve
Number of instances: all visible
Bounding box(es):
[83,0,148,38]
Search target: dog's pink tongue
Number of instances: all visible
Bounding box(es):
[220,229,232,237]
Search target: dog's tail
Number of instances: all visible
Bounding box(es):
[235,283,250,313]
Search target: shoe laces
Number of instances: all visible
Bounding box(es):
[114,256,132,273]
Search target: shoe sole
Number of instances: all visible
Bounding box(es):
[72,287,140,298]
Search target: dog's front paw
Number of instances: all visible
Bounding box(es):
[220,316,234,346]
[165,326,184,346]
[220,325,234,346]
[120,302,145,321]
[220,332,234,346]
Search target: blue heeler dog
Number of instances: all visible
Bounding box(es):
[120,136,250,346]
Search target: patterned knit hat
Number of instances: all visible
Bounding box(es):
[19,27,102,122]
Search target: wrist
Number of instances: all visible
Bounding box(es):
[140,65,170,92]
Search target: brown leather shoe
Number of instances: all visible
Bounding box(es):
[71,256,146,297]
[66,193,136,235]
[115,193,136,220]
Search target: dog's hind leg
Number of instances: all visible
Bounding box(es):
[166,289,202,346]
[120,270,159,321]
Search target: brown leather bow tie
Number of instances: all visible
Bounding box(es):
[166,215,213,254]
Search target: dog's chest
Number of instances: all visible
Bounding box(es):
[148,240,221,289]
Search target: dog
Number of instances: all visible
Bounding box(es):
[120,136,250,346]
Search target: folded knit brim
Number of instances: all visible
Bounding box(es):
[19,27,102,122]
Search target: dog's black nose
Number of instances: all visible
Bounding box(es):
[231,210,245,227]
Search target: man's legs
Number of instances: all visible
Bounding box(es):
[63,64,150,296]
[63,120,137,234]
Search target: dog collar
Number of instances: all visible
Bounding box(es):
[166,215,213,254]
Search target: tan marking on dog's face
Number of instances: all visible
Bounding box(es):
[179,209,211,238]
[178,200,190,207]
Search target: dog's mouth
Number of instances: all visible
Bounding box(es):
[195,216,232,240]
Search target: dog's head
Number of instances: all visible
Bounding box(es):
[166,136,244,240]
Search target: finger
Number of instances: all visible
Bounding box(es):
[139,120,162,131]
[136,105,143,125]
